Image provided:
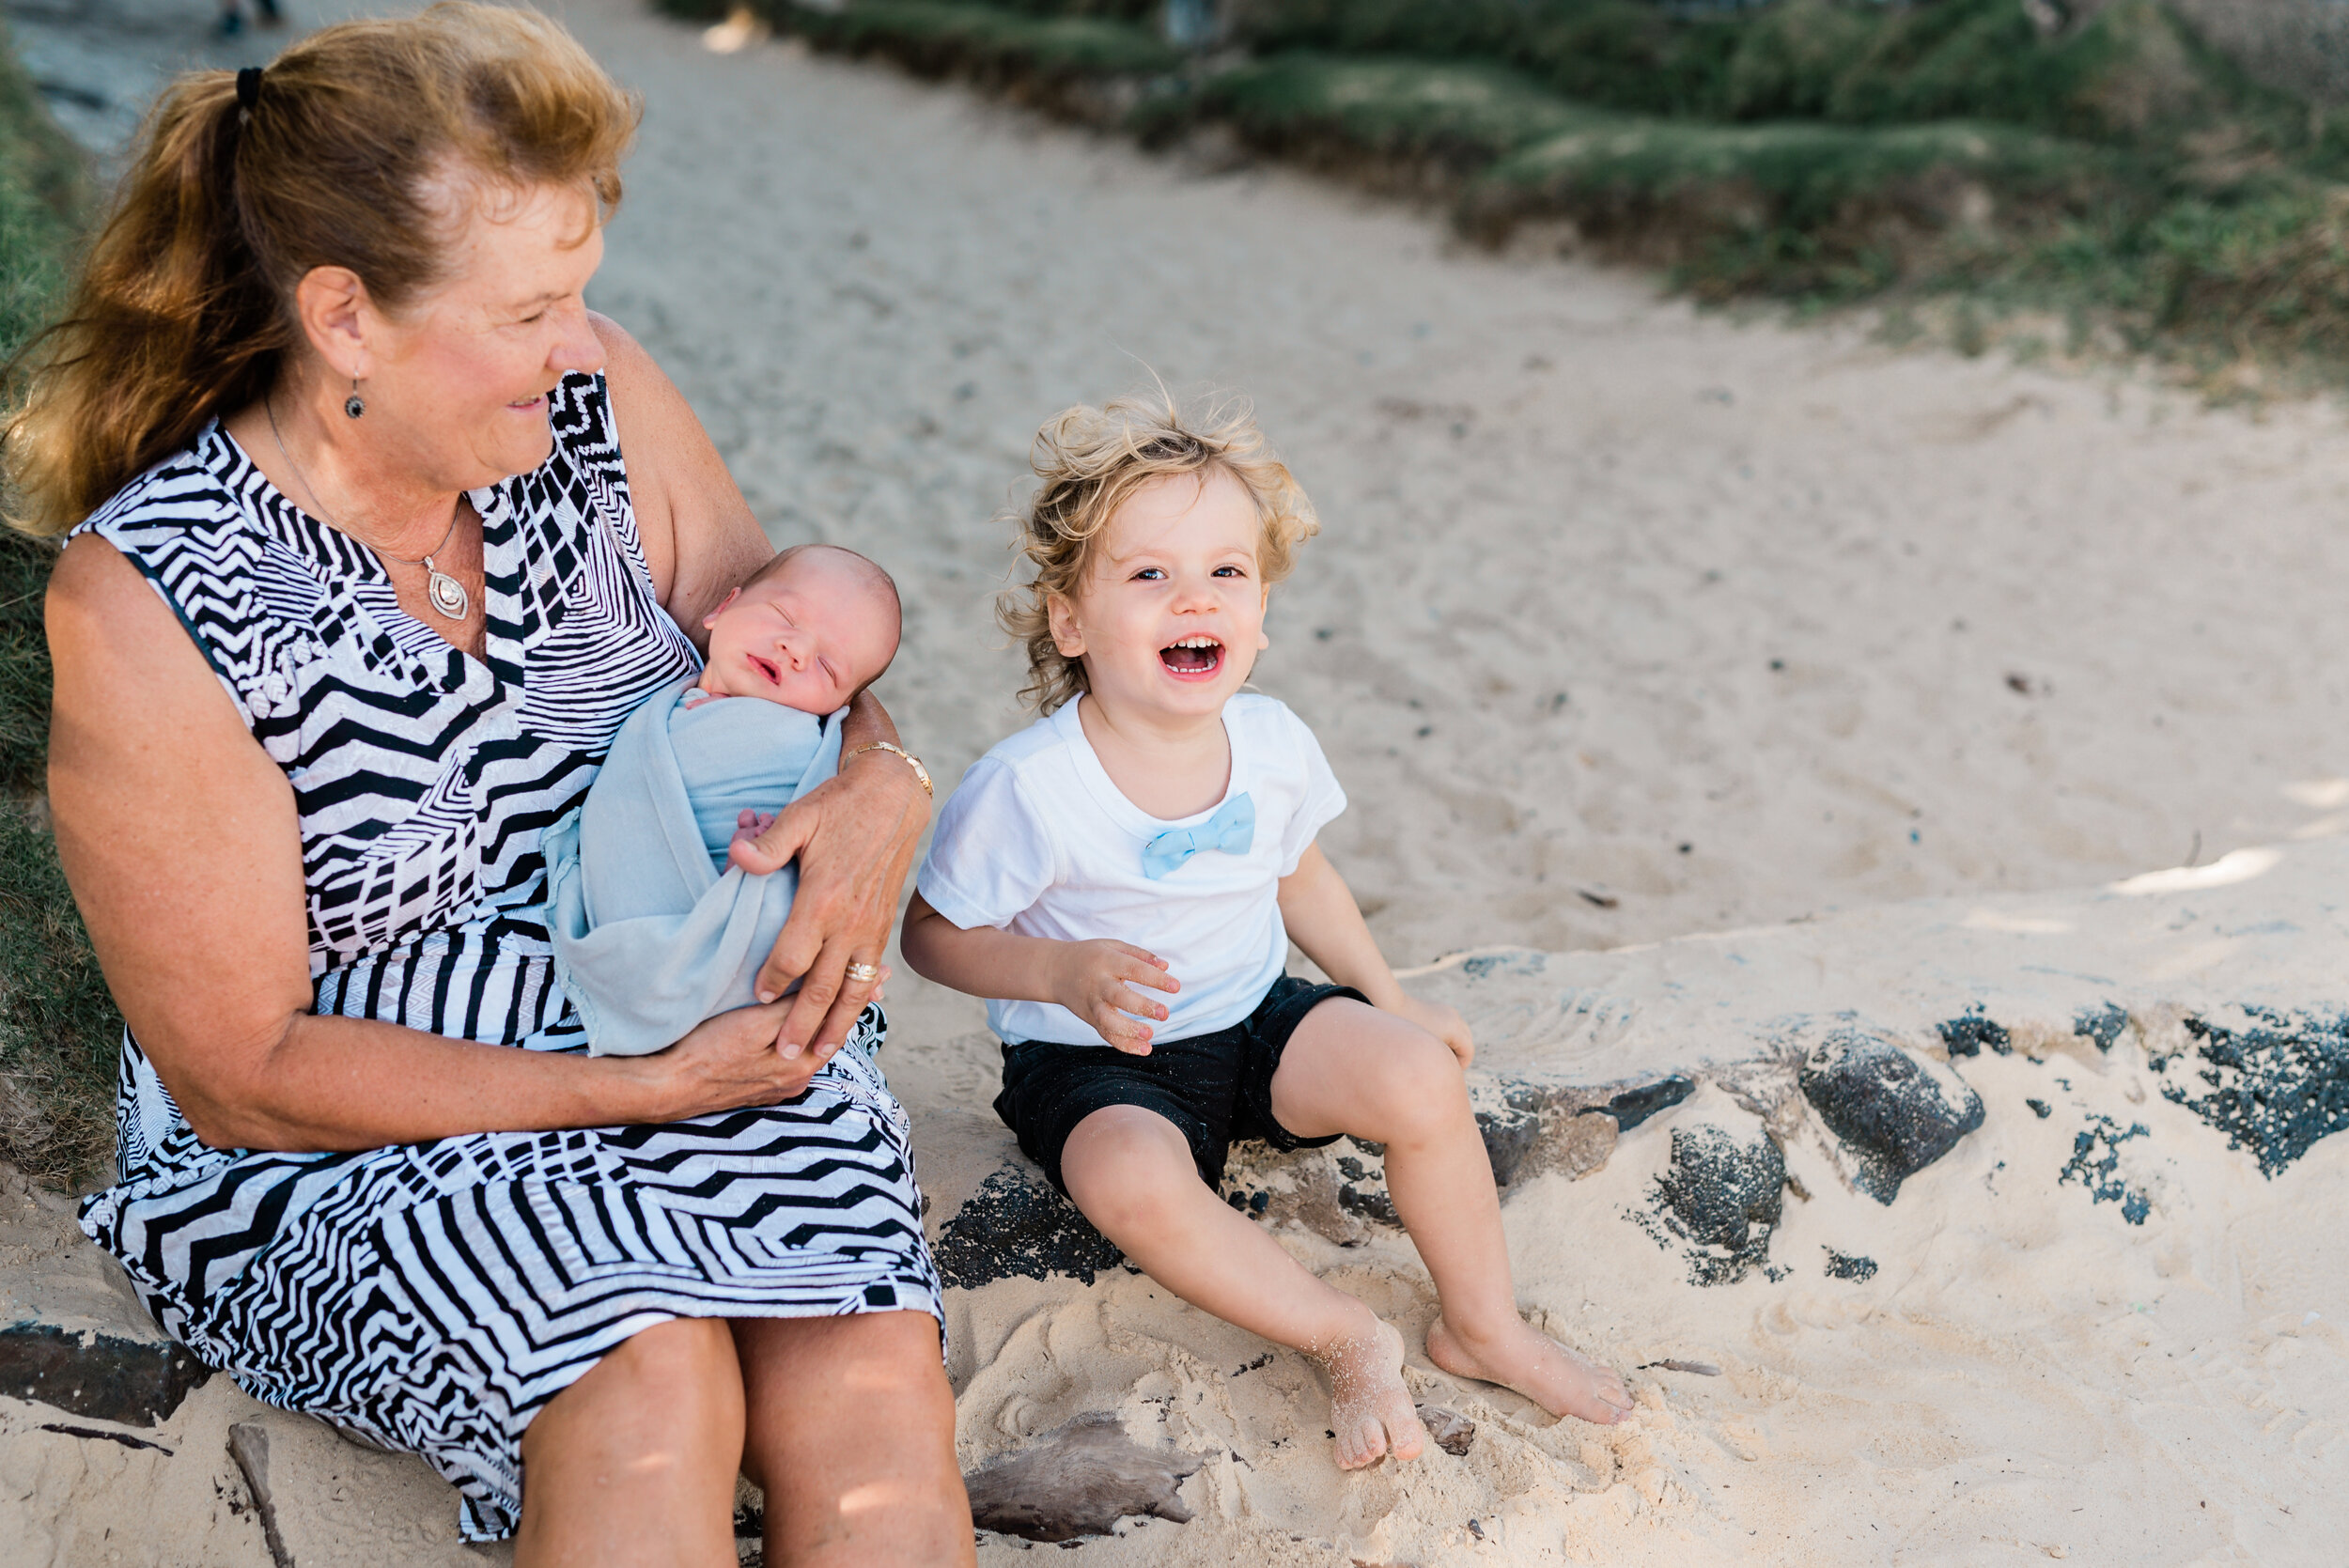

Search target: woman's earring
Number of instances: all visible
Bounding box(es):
[343,375,366,420]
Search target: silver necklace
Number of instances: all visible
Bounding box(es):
[266,396,473,621]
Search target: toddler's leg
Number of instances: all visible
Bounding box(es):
[1269,1001,1633,1425]
[1060,1105,1425,1469]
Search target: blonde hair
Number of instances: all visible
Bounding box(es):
[1000,392,1318,714]
[4,2,638,536]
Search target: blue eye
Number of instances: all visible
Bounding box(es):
[1213,565,1245,578]
[1134,567,1166,582]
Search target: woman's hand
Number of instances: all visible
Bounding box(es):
[1047,939,1178,1055]
[1382,992,1474,1068]
[634,1000,827,1119]
[733,706,930,1062]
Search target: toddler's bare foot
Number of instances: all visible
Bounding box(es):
[1308,1318,1426,1470]
[1426,1314,1633,1425]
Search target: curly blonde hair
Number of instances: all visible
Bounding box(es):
[1000,392,1318,713]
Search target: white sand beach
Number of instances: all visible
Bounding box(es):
[2,1,2344,1562]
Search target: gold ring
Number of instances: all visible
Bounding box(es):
[845,961,881,986]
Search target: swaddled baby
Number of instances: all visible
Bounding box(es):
[544,543,901,1056]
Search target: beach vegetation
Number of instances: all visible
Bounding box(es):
[652,0,2349,381]
[0,23,116,1190]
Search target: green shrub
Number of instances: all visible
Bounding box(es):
[654,0,1186,77]
[0,23,112,1190]
[1205,54,1603,168]
[800,0,1183,76]
[0,799,121,1190]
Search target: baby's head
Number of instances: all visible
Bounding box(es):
[700,543,901,714]
[1002,393,1316,718]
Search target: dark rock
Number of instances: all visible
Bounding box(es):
[1588,1074,1694,1134]
[932,1168,1123,1289]
[1474,1104,1541,1186]
[1937,1008,2010,1058]
[2058,1114,2152,1224]
[2074,1002,2128,1052]
[1821,1250,1878,1282]
[2155,1009,2349,1176]
[1336,1181,1399,1227]
[1799,1030,1985,1203]
[1643,1121,1785,1286]
[963,1412,1200,1542]
[1417,1404,1475,1456]
[0,1322,210,1427]
[2027,1098,2052,1119]
[1330,1152,1400,1226]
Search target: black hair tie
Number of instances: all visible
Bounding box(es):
[236,66,263,112]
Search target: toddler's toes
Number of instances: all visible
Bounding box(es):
[1382,1404,1426,1464]
[1333,1415,1386,1471]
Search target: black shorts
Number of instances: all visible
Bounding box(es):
[992,975,1362,1194]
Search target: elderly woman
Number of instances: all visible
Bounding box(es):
[9,8,971,1563]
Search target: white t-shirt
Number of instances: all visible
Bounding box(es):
[917,692,1346,1047]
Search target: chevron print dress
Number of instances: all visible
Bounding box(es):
[71,373,942,1540]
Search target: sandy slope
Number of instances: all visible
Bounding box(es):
[3,0,2345,1562]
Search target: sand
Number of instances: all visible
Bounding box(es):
[3,0,2345,1562]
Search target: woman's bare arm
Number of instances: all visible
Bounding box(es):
[46,536,828,1152]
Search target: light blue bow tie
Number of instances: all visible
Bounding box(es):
[1142,792,1255,879]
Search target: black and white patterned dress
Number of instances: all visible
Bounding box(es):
[72,373,941,1541]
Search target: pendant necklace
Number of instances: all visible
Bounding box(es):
[266,395,473,621]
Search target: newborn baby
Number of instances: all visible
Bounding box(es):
[543,543,901,1056]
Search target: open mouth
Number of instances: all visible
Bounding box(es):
[1159,637,1223,678]
[747,653,782,686]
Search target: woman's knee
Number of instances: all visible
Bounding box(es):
[527,1317,745,1465]
[737,1312,964,1506]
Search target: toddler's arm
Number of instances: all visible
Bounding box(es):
[899,893,1179,1054]
[1278,843,1474,1065]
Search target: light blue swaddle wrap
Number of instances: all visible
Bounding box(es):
[543,675,844,1056]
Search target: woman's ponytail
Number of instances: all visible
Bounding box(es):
[3,3,638,536]
[3,71,287,535]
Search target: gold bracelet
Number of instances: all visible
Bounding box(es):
[848,739,933,797]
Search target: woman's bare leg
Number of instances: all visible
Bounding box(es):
[734,1312,974,1568]
[1061,1105,1425,1469]
[1270,1000,1633,1425]
[516,1317,747,1567]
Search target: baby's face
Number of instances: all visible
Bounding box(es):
[1050,467,1271,723]
[699,558,898,713]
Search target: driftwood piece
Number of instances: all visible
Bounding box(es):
[963,1412,1200,1542]
[227,1422,294,1568]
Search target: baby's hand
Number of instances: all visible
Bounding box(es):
[727,809,779,872]
[1386,992,1474,1068]
[1049,939,1179,1055]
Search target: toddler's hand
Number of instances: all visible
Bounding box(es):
[727,808,780,872]
[1050,939,1179,1054]
[1386,992,1474,1068]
